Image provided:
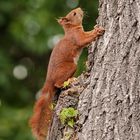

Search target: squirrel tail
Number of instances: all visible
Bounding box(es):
[29,82,55,140]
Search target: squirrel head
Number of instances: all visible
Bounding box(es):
[57,7,84,27]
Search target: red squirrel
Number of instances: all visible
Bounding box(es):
[30,7,105,140]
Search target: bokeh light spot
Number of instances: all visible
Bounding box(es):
[13,65,28,80]
[66,0,79,9]
[47,34,63,49]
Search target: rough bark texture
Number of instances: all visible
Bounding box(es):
[47,0,140,140]
[47,74,87,140]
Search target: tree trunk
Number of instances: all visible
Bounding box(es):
[47,0,140,139]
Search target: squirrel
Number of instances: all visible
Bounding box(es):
[30,7,105,140]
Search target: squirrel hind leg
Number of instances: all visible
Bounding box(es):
[53,88,61,101]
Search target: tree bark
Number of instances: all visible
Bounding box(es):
[47,0,140,139]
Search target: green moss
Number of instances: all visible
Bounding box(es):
[59,107,78,128]
[64,132,71,140]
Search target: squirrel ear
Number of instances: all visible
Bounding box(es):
[57,17,70,25]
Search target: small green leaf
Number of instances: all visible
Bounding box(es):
[65,132,71,139]
[49,103,56,110]
[68,119,74,128]
[63,80,70,88]
[49,104,53,110]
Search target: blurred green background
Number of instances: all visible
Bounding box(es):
[0,0,98,139]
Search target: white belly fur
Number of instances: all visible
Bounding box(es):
[73,49,83,65]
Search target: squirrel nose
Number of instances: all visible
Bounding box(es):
[76,7,82,12]
[76,7,83,16]
[77,7,82,11]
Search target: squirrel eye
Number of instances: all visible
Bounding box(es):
[73,12,76,16]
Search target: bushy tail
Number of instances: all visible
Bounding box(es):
[30,84,55,140]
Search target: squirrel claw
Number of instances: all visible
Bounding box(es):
[94,25,105,35]
[68,77,77,83]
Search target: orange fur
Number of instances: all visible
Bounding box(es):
[30,82,55,140]
[30,7,105,140]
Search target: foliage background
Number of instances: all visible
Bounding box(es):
[0,0,98,139]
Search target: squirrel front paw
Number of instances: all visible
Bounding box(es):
[94,25,105,36]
